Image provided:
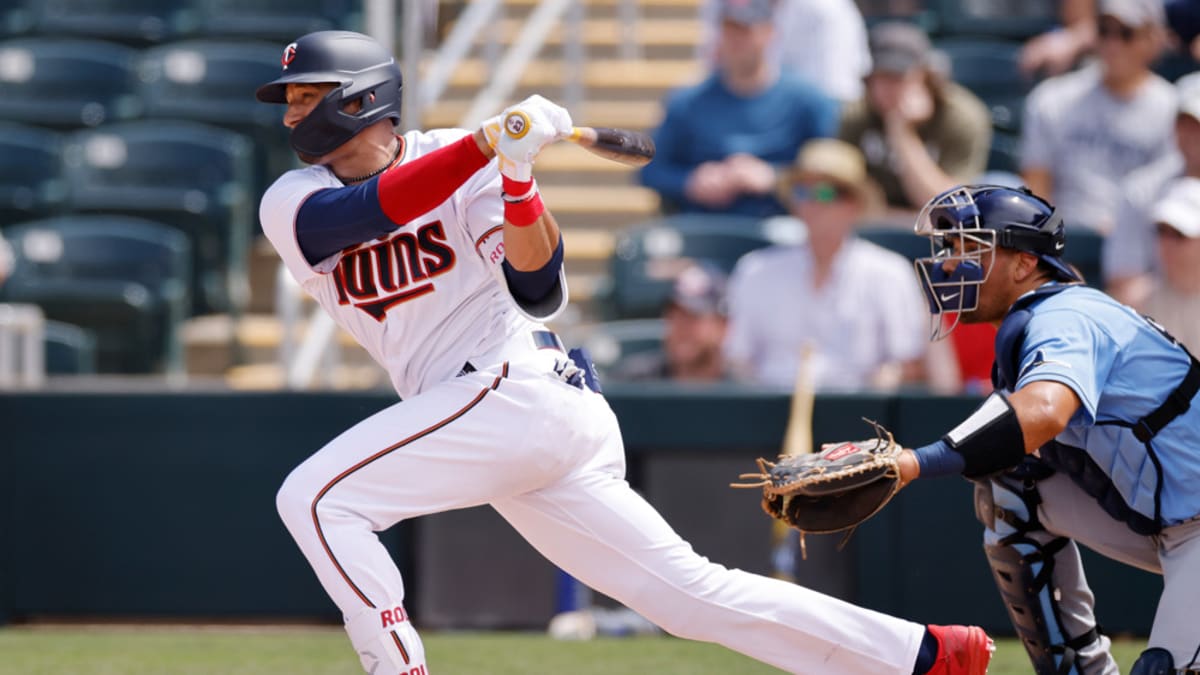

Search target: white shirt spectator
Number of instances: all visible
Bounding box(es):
[723,234,927,391]
[0,231,12,285]
[1020,63,1177,234]
[700,0,873,102]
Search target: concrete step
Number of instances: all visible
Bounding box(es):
[498,0,703,20]
[442,57,702,92]
[493,16,702,48]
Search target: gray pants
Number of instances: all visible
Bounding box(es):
[985,471,1200,674]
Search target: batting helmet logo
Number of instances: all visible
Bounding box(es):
[504,111,530,140]
[281,42,298,70]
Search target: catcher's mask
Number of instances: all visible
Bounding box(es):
[913,184,1078,340]
[256,30,403,157]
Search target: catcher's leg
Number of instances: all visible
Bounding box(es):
[976,461,1119,675]
[492,389,926,675]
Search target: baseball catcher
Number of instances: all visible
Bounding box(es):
[733,419,903,554]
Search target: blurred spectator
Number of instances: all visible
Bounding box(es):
[1105,70,1200,305]
[639,0,839,218]
[1021,0,1200,76]
[838,22,992,213]
[698,0,873,103]
[723,139,927,391]
[0,230,12,287]
[610,263,731,382]
[1141,177,1200,351]
[1020,0,1178,235]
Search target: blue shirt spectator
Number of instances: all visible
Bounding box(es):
[639,0,839,218]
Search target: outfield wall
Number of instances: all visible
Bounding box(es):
[0,384,1160,635]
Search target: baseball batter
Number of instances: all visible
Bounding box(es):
[256,30,992,675]
[901,185,1200,675]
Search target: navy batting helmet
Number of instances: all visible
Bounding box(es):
[256,30,403,157]
[913,184,1081,338]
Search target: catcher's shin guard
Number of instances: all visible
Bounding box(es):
[976,470,1102,675]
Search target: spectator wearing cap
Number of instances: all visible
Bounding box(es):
[837,21,992,214]
[1140,177,1200,352]
[697,0,873,103]
[639,0,839,218]
[1105,70,1200,306]
[722,138,928,391]
[610,263,732,382]
[1021,0,1177,235]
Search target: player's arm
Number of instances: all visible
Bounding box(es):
[480,95,575,315]
[293,130,496,265]
[897,380,1081,486]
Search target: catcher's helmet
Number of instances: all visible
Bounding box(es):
[256,30,403,157]
[913,184,1080,339]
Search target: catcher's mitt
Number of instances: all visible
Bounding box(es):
[732,420,903,541]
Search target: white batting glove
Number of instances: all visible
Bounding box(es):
[487,95,573,182]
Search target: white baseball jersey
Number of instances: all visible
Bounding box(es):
[260,128,563,399]
[265,127,930,675]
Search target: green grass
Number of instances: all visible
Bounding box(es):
[0,626,1147,674]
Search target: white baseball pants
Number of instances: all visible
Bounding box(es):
[275,345,924,674]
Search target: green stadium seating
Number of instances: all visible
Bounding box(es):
[189,0,361,42]
[138,39,295,199]
[0,216,191,374]
[987,130,1021,174]
[857,227,931,262]
[931,0,1056,40]
[62,120,255,315]
[19,0,190,45]
[936,38,1032,133]
[601,214,803,320]
[0,38,142,128]
[43,320,98,374]
[571,318,666,379]
[0,123,67,227]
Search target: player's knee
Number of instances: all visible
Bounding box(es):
[275,467,317,530]
[1130,647,1174,675]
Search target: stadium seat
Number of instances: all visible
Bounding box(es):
[0,123,67,227]
[601,214,804,320]
[17,0,191,45]
[987,130,1022,175]
[1062,227,1103,286]
[188,0,361,42]
[61,120,255,315]
[936,38,1032,133]
[931,0,1056,40]
[0,38,142,129]
[43,320,98,374]
[570,318,666,380]
[138,39,294,198]
[0,216,191,374]
[857,227,931,263]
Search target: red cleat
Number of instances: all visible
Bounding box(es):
[925,624,995,675]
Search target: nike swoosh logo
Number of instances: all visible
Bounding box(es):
[1054,241,1065,251]
[939,292,960,302]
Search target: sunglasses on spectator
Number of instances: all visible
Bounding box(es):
[1098,18,1136,42]
[791,181,847,204]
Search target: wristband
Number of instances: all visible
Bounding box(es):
[504,192,545,227]
[913,439,966,478]
[501,176,537,203]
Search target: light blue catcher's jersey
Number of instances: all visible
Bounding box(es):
[1013,285,1200,525]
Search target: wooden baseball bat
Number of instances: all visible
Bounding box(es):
[565,126,656,167]
[770,344,816,577]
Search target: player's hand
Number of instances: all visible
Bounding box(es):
[488,95,573,182]
[898,448,920,489]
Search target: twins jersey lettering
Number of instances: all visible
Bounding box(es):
[260,127,552,399]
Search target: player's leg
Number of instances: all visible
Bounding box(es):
[1139,515,1200,671]
[979,460,1160,675]
[274,362,574,674]
[490,391,926,674]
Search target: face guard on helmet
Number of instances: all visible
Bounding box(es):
[913,184,1079,340]
[256,30,403,157]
